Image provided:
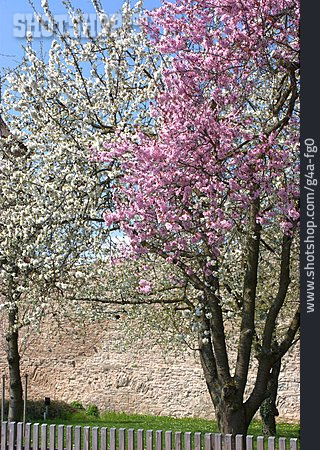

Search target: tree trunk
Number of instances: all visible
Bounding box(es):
[6,306,23,422]
[217,405,249,436]
[260,357,281,436]
[215,401,250,450]
[198,330,251,439]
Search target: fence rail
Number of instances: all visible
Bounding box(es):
[0,422,299,450]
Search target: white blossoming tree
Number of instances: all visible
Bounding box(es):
[0,0,162,421]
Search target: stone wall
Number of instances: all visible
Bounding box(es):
[0,319,299,423]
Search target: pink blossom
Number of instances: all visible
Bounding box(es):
[288,208,300,221]
[138,279,152,294]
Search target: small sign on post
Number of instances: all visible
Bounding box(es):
[44,397,51,420]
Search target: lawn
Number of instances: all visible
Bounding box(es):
[40,410,300,440]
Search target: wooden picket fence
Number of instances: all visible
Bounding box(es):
[0,422,299,450]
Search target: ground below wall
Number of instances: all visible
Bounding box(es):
[0,319,300,422]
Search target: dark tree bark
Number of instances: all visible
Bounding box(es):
[6,305,23,423]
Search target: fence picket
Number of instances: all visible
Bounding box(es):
[92,427,99,450]
[174,431,182,450]
[17,422,23,450]
[25,423,32,450]
[1,422,7,450]
[156,430,162,450]
[165,431,172,450]
[137,429,144,450]
[257,436,264,450]
[8,422,16,450]
[58,425,64,450]
[290,438,298,450]
[204,433,211,450]
[66,425,73,450]
[210,434,214,450]
[175,431,182,450]
[75,426,82,450]
[224,434,233,450]
[128,429,135,450]
[41,424,47,450]
[84,427,91,450]
[279,437,286,450]
[235,435,243,450]
[110,428,116,450]
[184,432,191,450]
[246,435,253,450]
[33,423,40,450]
[49,425,56,450]
[146,430,153,450]
[214,432,222,450]
[194,432,201,450]
[101,428,108,450]
[119,428,126,450]
[267,437,275,450]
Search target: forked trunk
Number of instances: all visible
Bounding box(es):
[198,333,251,442]
[6,307,23,422]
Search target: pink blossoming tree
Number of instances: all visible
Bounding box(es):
[100,0,300,436]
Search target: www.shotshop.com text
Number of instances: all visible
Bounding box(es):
[303,138,317,313]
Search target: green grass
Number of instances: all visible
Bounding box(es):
[39,410,300,440]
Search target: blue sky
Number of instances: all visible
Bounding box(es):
[0,0,162,71]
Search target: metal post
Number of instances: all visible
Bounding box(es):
[23,374,27,431]
[1,374,5,423]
